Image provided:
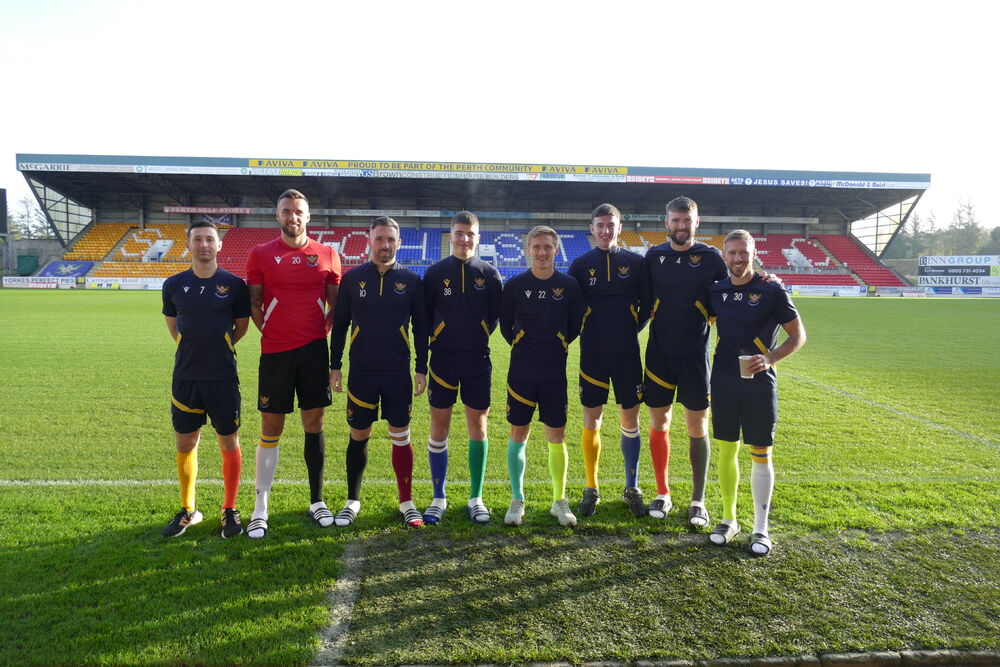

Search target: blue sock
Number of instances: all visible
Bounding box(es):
[428,438,448,499]
[507,438,527,500]
[621,425,641,488]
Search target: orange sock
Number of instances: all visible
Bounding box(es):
[649,428,670,495]
[221,448,242,509]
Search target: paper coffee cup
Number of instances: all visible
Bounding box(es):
[738,355,754,379]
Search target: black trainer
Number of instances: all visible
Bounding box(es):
[623,487,648,517]
[162,508,203,538]
[221,508,243,539]
[579,487,600,516]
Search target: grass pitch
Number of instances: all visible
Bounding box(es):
[0,290,998,664]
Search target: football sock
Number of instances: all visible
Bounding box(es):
[428,437,448,499]
[548,441,569,501]
[468,439,488,500]
[507,438,527,500]
[303,431,325,504]
[252,436,279,521]
[345,436,369,501]
[580,427,601,489]
[649,428,671,496]
[177,449,197,511]
[390,429,414,503]
[717,439,740,523]
[689,435,710,503]
[336,499,361,526]
[220,447,242,509]
[620,425,641,488]
[749,445,774,536]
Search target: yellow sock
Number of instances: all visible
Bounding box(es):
[581,427,601,489]
[177,449,198,511]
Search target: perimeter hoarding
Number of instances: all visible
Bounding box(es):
[917,255,1000,287]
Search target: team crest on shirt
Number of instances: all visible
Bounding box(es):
[618,265,631,278]
[748,292,762,306]
[259,395,270,408]
[688,254,702,267]
[305,254,319,267]
[394,282,408,294]
[215,284,230,298]
[551,287,565,301]
[473,277,486,290]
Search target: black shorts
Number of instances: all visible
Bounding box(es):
[710,386,778,447]
[257,338,332,413]
[346,371,413,429]
[578,352,644,409]
[643,348,710,411]
[171,378,241,436]
[427,352,492,411]
[506,374,568,428]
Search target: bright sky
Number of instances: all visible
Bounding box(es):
[1,1,996,230]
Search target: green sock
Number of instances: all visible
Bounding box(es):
[717,439,740,522]
[507,438,526,500]
[469,439,488,499]
[548,441,568,501]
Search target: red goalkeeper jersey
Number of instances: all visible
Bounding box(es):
[246,236,342,354]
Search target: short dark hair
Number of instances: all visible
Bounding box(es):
[666,196,698,215]
[591,203,621,220]
[187,220,218,239]
[277,189,308,206]
[451,211,479,226]
[370,216,399,231]
[724,229,755,247]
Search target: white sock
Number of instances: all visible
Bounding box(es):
[399,500,417,513]
[468,496,484,509]
[430,497,447,509]
[335,500,360,526]
[690,500,705,509]
[310,500,334,527]
[252,444,279,520]
[751,459,774,536]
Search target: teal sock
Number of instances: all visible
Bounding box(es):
[506,438,526,500]
[469,439,488,499]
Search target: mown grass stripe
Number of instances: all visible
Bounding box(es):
[784,371,1000,449]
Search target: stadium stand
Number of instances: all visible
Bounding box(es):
[771,272,859,286]
[754,234,833,270]
[63,223,134,261]
[814,234,906,286]
[91,261,189,278]
[116,225,191,262]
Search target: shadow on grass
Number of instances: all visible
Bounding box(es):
[0,505,348,665]
[339,530,1000,665]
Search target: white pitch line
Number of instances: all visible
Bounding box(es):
[784,372,1000,449]
[311,539,367,667]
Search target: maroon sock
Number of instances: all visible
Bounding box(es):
[391,440,414,503]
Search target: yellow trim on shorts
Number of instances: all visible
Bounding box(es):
[350,326,360,343]
[580,370,610,389]
[430,369,459,391]
[507,384,536,407]
[480,320,490,337]
[512,329,525,346]
[224,332,235,354]
[556,331,568,351]
[172,397,205,414]
[429,321,445,344]
[753,337,768,354]
[644,368,676,390]
[348,390,377,410]
[175,332,182,346]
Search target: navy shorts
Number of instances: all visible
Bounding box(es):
[579,352,644,409]
[643,348,710,411]
[710,386,778,447]
[171,378,241,436]
[428,352,492,411]
[347,371,412,430]
[258,338,333,413]
[506,374,568,428]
